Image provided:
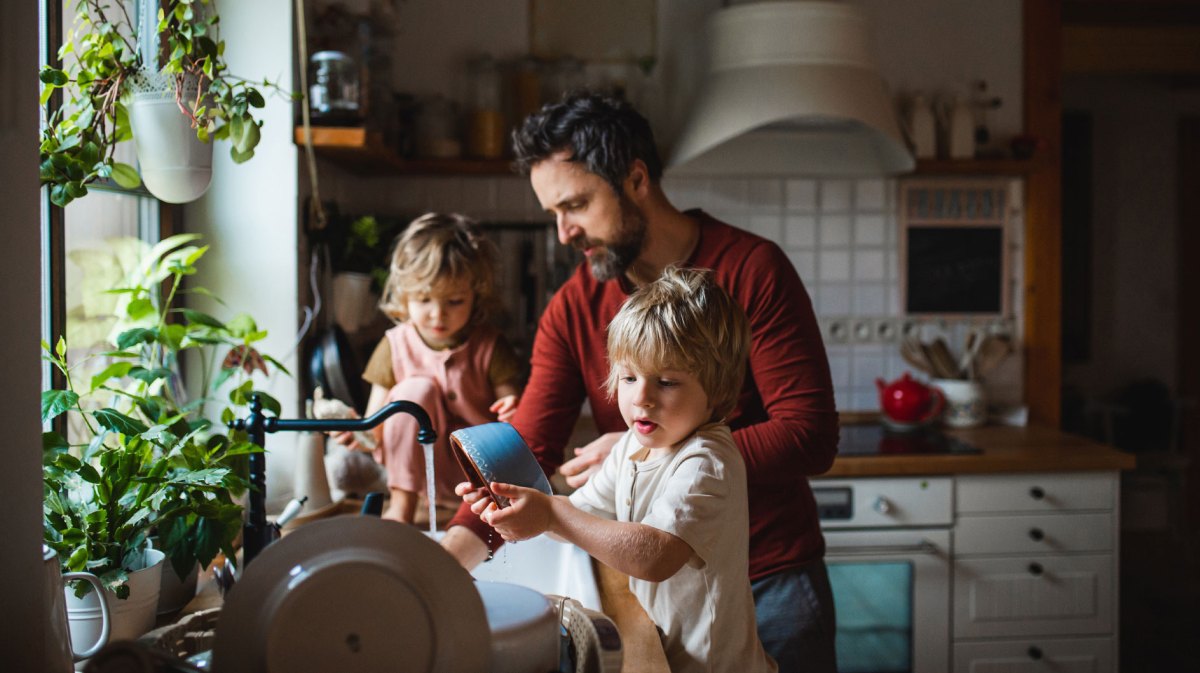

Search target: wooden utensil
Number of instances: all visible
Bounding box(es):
[959,330,982,379]
[901,336,936,377]
[973,335,1012,380]
[927,337,961,379]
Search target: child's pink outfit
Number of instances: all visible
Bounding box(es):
[376,322,502,501]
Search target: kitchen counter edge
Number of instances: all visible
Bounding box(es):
[818,424,1136,479]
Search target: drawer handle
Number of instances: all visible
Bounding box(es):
[1028,646,1043,661]
[1028,562,1044,576]
[1029,486,1045,500]
[1028,527,1045,541]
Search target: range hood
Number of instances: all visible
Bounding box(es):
[668,1,914,177]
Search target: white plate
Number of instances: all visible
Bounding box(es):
[213,517,490,673]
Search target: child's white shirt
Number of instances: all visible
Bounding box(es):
[568,424,777,673]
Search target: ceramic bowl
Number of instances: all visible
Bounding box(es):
[450,423,553,508]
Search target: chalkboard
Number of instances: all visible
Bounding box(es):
[899,180,1010,316]
[904,226,1004,314]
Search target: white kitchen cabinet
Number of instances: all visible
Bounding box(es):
[952,472,1119,673]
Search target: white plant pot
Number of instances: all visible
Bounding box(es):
[156,560,200,615]
[65,548,165,649]
[126,71,213,203]
[332,272,380,333]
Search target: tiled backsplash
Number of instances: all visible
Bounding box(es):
[320,169,1025,412]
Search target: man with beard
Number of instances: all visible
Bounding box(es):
[441,92,839,673]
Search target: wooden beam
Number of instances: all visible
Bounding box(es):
[1024,0,1064,427]
[1064,25,1200,74]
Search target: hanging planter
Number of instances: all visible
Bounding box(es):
[127,70,214,203]
[38,0,287,207]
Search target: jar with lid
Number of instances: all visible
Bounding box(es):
[466,55,505,159]
[309,51,360,125]
[416,95,461,159]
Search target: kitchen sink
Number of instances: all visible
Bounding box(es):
[427,532,603,611]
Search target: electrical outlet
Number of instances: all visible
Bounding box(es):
[901,320,921,339]
[826,319,849,343]
[875,318,900,342]
[852,320,874,343]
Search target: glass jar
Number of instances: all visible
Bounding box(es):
[466,55,505,159]
[416,95,461,159]
[309,51,360,125]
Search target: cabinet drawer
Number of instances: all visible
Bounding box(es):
[954,555,1113,638]
[955,513,1114,555]
[953,636,1113,673]
[956,472,1116,514]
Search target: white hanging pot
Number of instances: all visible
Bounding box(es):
[126,70,213,203]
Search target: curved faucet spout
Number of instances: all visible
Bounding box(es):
[229,394,438,565]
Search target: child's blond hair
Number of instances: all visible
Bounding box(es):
[377,212,498,325]
[605,266,750,421]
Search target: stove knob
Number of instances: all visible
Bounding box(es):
[872,496,892,514]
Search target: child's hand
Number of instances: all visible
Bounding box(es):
[479,482,552,542]
[489,394,519,423]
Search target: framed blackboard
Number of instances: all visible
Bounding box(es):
[900,180,1010,316]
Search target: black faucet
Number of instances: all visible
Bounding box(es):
[230,393,437,565]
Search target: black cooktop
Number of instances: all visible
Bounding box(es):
[837,424,981,456]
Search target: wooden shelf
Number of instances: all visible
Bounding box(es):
[294,126,513,176]
[296,127,1050,178]
[914,157,1049,176]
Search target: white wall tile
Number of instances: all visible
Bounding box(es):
[817,283,852,314]
[854,284,887,315]
[819,250,851,282]
[784,214,817,248]
[827,353,852,388]
[854,250,886,281]
[708,179,750,212]
[819,214,852,246]
[855,179,886,211]
[747,213,782,240]
[748,179,784,211]
[854,213,887,246]
[788,251,816,282]
[820,179,853,212]
[785,179,818,212]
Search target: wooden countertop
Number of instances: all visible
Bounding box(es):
[821,423,1136,478]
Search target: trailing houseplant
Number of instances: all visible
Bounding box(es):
[42,234,287,597]
[39,0,287,206]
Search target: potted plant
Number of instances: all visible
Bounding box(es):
[38,0,288,206]
[312,212,403,333]
[42,233,286,638]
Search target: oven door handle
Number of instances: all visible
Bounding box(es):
[825,541,941,556]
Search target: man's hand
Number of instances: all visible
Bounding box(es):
[480,482,554,542]
[558,431,622,488]
[489,394,519,423]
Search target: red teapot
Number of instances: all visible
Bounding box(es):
[876,373,945,426]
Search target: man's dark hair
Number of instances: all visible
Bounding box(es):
[511,92,663,193]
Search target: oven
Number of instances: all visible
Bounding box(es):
[816,477,953,673]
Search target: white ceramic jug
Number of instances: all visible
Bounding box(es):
[44,545,111,671]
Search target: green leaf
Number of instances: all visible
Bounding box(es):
[116,327,157,349]
[128,366,173,385]
[77,463,102,484]
[125,297,155,320]
[41,390,79,423]
[39,67,68,86]
[43,431,69,452]
[110,162,140,189]
[246,90,266,108]
[89,362,133,392]
[225,314,257,338]
[93,408,149,436]
[255,391,281,417]
[66,546,88,572]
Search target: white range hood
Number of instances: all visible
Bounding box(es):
[668,0,914,177]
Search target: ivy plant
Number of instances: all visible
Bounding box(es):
[39,0,288,207]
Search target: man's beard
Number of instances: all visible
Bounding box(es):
[582,197,646,282]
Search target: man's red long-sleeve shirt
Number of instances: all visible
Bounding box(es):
[449,210,839,580]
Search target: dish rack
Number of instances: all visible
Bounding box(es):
[548,594,624,673]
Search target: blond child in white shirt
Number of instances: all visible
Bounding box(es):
[473,266,776,673]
